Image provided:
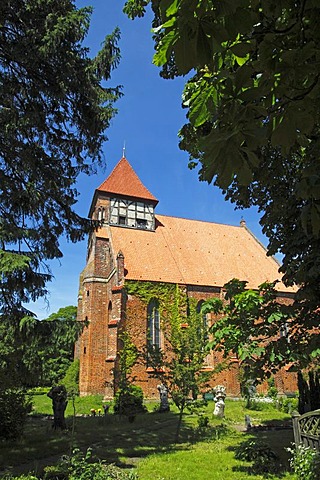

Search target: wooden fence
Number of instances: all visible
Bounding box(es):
[292,410,320,450]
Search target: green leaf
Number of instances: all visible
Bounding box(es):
[166,0,179,16]
[152,16,177,33]
[189,85,216,127]
[153,30,179,66]
[230,42,252,57]
[271,114,297,150]
[267,312,284,324]
[234,55,249,66]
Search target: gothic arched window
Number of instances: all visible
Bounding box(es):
[147,298,160,349]
[197,300,209,342]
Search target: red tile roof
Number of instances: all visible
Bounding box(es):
[97,157,158,203]
[97,215,295,293]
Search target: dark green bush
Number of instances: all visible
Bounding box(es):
[2,476,38,480]
[43,448,138,480]
[235,439,281,475]
[277,395,299,413]
[113,385,146,417]
[61,359,79,396]
[0,388,32,440]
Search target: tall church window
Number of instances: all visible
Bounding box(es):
[107,301,112,322]
[197,300,209,343]
[147,299,160,349]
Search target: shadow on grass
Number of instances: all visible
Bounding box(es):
[227,416,294,478]
[0,411,230,476]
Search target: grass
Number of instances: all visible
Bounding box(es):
[0,396,296,479]
[29,393,105,417]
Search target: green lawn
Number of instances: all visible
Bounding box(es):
[0,396,296,479]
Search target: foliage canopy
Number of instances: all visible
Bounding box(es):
[123,0,320,368]
[0,0,122,316]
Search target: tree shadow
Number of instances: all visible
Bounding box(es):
[1,411,229,475]
[228,416,294,478]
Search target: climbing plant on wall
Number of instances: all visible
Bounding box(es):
[126,281,213,440]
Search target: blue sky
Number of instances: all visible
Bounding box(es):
[31,0,266,319]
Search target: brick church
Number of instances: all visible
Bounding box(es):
[76,156,297,399]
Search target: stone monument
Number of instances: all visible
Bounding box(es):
[157,383,170,412]
[213,385,226,418]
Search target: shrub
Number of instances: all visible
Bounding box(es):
[235,439,281,475]
[113,385,146,417]
[277,395,299,413]
[288,444,320,480]
[267,376,278,399]
[61,359,79,396]
[0,388,32,440]
[43,448,138,480]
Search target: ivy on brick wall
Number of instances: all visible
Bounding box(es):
[125,279,213,443]
[125,280,176,308]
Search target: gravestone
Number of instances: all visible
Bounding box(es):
[157,383,170,412]
[213,385,226,418]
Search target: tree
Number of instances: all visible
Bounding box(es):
[47,384,68,430]
[123,0,320,368]
[113,331,145,419]
[200,278,320,404]
[0,305,83,388]
[37,306,83,385]
[0,0,122,316]
[201,279,296,386]
[147,286,212,441]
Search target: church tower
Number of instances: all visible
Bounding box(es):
[89,156,158,229]
[76,157,158,397]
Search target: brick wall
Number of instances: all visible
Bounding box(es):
[77,236,297,399]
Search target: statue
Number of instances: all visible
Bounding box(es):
[157,383,170,412]
[212,385,226,418]
[47,385,68,430]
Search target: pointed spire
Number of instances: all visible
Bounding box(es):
[97,157,158,204]
[122,141,126,158]
[240,217,246,227]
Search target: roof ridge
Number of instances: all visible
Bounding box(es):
[156,213,242,228]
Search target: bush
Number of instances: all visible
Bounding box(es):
[288,444,320,480]
[267,376,278,399]
[43,448,138,480]
[277,395,299,413]
[235,439,281,475]
[61,359,79,396]
[0,388,32,440]
[113,385,146,417]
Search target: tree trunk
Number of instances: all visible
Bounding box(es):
[47,385,68,430]
[175,405,184,442]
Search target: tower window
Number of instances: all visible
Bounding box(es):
[110,198,155,230]
[137,218,147,229]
